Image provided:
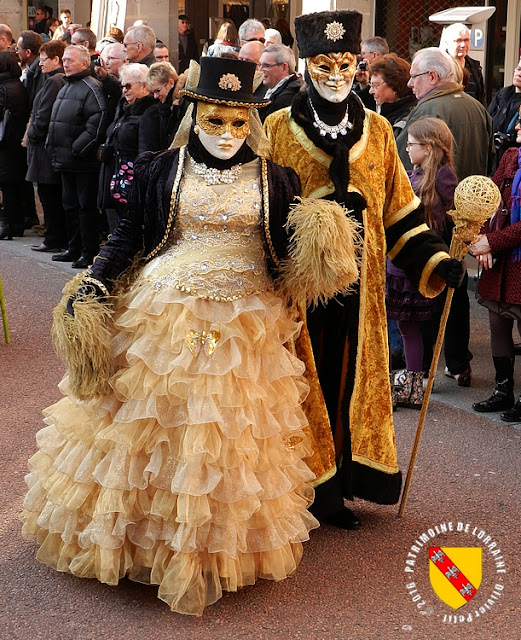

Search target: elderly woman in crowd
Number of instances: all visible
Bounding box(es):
[98,63,156,231]
[26,39,67,252]
[0,51,30,240]
[142,61,184,151]
[369,53,417,136]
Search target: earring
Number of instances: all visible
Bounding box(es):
[194,125,200,135]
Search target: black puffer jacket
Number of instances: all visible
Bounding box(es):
[26,68,66,183]
[0,73,30,184]
[98,93,158,209]
[46,68,108,172]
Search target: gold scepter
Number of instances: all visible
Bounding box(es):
[398,175,501,517]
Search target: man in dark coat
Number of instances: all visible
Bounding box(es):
[47,45,109,268]
[17,30,44,108]
[258,44,303,122]
[123,25,157,67]
[487,60,521,171]
[33,5,50,36]
[178,15,198,73]
[439,23,486,105]
[265,12,462,530]
[72,27,121,122]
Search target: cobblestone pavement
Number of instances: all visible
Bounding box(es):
[1,234,519,640]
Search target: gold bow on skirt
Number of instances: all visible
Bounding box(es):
[185,329,221,357]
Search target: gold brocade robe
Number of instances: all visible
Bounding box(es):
[265,107,449,493]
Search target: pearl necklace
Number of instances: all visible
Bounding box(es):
[309,99,352,139]
[190,157,242,185]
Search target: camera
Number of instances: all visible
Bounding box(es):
[357,60,368,72]
[92,56,103,68]
[493,131,516,150]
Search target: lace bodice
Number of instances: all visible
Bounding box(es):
[141,157,272,300]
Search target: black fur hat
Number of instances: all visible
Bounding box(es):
[295,10,362,58]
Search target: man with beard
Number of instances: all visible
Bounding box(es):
[265,10,462,529]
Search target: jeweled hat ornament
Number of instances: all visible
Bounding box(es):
[181,56,269,107]
[294,10,362,58]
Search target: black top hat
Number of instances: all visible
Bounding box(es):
[181,57,269,107]
[295,10,362,58]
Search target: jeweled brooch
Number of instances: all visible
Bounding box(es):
[324,21,346,42]
[218,73,242,92]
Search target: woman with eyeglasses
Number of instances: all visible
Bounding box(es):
[369,53,417,137]
[471,108,521,422]
[141,61,185,151]
[98,62,156,231]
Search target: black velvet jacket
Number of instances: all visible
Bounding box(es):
[88,147,300,292]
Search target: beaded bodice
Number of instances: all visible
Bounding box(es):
[141,157,272,300]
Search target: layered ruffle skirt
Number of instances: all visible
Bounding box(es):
[21,282,318,615]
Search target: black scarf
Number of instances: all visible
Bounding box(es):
[291,80,366,217]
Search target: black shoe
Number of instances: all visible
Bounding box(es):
[31,242,63,253]
[71,255,93,269]
[52,250,79,262]
[324,507,361,530]
[500,399,521,422]
[473,388,514,413]
[0,227,12,240]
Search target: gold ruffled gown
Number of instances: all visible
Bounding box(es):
[21,158,319,616]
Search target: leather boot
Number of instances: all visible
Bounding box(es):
[501,396,521,422]
[473,357,515,413]
[394,371,424,409]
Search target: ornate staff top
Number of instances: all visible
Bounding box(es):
[447,175,501,259]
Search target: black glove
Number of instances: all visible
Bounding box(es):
[434,258,464,289]
[66,284,106,317]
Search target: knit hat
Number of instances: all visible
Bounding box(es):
[294,10,362,58]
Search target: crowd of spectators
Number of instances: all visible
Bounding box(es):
[1,10,520,411]
[0,15,189,265]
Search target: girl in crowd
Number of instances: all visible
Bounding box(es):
[388,117,458,408]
